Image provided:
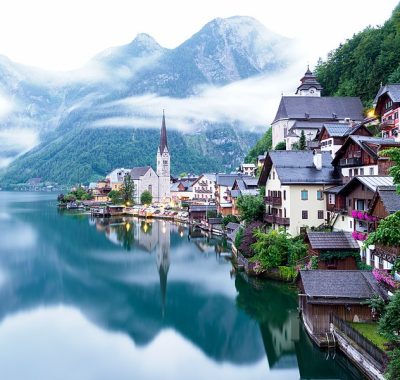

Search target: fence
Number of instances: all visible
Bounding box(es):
[330,313,387,371]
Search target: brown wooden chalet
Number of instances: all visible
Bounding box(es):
[332,135,400,175]
[368,186,400,265]
[305,231,359,270]
[318,122,372,146]
[298,270,388,337]
[374,84,400,139]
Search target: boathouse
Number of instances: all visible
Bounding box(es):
[298,270,388,340]
[305,231,359,270]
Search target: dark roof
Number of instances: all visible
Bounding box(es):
[300,270,388,302]
[291,121,325,130]
[159,110,168,154]
[130,166,152,179]
[307,231,359,250]
[230,189,241,198]
[260,151,341,185]
[339,176,394,195]
[324,185,344,194]
[332,135,400,164]
[295,67,323,94]
[373,84,400,105]
[376,186,400,214]
[322,122,352,137]
[216,174,250,187]
[226,222,240,231]
[189,205,217,212]
[272,96,364,124]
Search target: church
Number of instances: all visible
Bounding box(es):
[271,67,364,150]
[106,112,171,204]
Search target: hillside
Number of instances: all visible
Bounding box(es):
[315,3,400,105]
[0,16,292,186]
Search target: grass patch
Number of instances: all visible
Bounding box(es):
[350,322,388,350]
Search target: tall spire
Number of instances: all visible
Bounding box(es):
[295,66,323,96]
[159,110,168,153]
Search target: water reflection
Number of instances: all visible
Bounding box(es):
[0,193,361,379]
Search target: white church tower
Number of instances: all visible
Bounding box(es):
[157,111,171,203]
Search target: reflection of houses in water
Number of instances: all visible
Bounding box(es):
[156,221,170,316]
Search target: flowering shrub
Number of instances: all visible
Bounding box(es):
[357,211,364,220]
[352,231,367,241]
[351,210,358,218]
[373,268,398,289]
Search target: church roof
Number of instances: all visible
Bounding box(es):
[159,110,168,153]
[295,67,324,94]
[272,96,364,124]
[130,166,152,179]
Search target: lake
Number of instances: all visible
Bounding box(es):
[0,192,363,379]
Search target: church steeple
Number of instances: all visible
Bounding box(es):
[159,110,168,154]
[295,66,323,96]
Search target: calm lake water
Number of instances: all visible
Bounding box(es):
[0,192,364,380]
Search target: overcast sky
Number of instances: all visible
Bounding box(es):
[0,0,398,71]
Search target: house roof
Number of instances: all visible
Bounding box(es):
[300,270,388,302]
[130,166,152,179]
[291,121,325,130]
[321,122,352,137]
[226,222,240,231]
[370,186,400,214]
[216,174,250,187]
[272,96,363,124]
[107,168,132,183]
[189,205,217,212]
[324,185,344,194]
[340,176,394,195]
[373,84,400,105]
[259,151,341,186]
[307,231,359,250]
[332,135,400,164]
[230,189,241,198]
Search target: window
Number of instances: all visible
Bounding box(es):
[318,210,324,219]
[284,208,287,217]
[356,199,365,211]
[342,216,345,221]
[273,171,275,180]
[354,168,359,176]
[283,190,286,200]
[328,194,335,205]
[349,169,353,177]
[369,167,374,175]
[317,190,324,200]
[348,198,351,207]
[301,190,308,200]
[360,168,364,175]
[350,220,353,229]
[302,210,308,219]
[148,185,152,194]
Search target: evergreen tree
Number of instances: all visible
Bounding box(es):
[121,174,135,205]
[299,130,306,150]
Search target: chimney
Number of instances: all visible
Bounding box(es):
[313,149,322,170]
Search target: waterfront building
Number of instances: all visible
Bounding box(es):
[229,177,259,216]
[106,168,132,191]
[239,163,256,177]
[373,83,400,140]
[305,231,359,270]
[191,173,216,204]
[271,67,364,150]
[258,150,341,236]
[170,177,198,205]
[298,270,388,339]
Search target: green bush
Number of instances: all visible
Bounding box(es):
[234,227,244,248]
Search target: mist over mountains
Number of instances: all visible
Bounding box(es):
[0,16,294,185]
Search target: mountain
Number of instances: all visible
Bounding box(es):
[315,3,400,105]
[0,16,292,186]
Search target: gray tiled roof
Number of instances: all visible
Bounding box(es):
[273,96,363,123]
[340,176,393,194]
[291,121,325,130]
[300,270,388,300]
[377,186,400,214]
[226,222,240,231]
[269,151,341,185]
[216,174,250,187]
[307,231,359,250]
[189,205,217,212]
[322,122,352,137]
[130,166,152,179]
[324,185,344,194]
[373,84,400,105]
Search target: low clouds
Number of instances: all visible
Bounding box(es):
[92,63,302,133]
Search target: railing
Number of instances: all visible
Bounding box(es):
[264,214,275,223]
[374,243,400,264]
[330,314,387,372]
[275,216,290,225]
[264,196,282,206]
[380,119,395,130]
[339,157,362,167]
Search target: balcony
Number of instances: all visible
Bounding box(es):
[264,214,275,223]
[339,157,362,167]
[380,119,395,130]
[275,216,290,226]
[264,196,282,206]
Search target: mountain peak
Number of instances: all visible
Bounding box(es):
[129,33,162,51]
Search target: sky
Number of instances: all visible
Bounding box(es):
[0,0,398,71]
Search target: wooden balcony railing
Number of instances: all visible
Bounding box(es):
[380,119,395,130]
[264,214,275,223]
[339,157,362,167]
[264,196,282,206]
[275,216,290,226]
